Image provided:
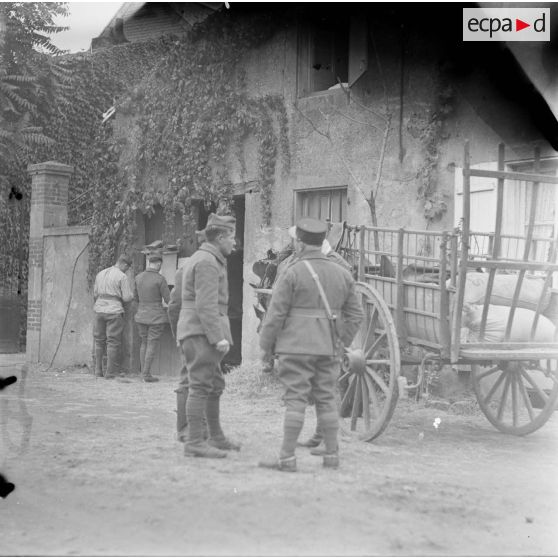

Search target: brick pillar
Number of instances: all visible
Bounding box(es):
[26,161,73,362]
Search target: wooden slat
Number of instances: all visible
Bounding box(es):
[531,239,557,338]
[358,226,365,281]
[504,147,541,340]
[467,168,558,185]
[480,144,505,340]
[395,228,407,343]
[461,342,558,350]
[466,260,558,271]
[452,141,471,362]
[459,348,558,360]
[439,233,450,358]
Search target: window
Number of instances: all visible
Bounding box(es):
[297,13,368,97]
[296,187,347,222]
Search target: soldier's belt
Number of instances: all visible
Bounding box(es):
[98,294,122,301]
[182,300,228,313]
[288,308,341,318]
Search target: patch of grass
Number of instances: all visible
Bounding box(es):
[226,359,281,399]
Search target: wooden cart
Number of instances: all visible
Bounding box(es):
[336,142,558,439]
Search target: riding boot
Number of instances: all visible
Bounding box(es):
[206,395,240,450]
[318,411,339,466]
[184,394,226,458]
[142,338,160,381]
[175,387,188,442]
[94,345,104,377]
[279,411,305,459]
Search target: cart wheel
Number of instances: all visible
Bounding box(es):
[338,282,400,441]
[472,360,558,436]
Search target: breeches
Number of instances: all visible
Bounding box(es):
[94,313,124,376]
[277,354,339,415]
[136,322,166,342]
[180,336,225,399]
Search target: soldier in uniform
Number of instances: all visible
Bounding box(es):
[176,213,240,458]
[258,217,363,472]
[93,254,134,379]
[134,253,171,383]
[168,263,190,442]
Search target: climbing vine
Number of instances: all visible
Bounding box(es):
[85,8,290,281]
[414,65,456,223]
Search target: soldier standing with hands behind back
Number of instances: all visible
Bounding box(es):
[176,213,240,458]
[258,217,363,472]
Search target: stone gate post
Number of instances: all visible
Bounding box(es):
[26,161,73,362]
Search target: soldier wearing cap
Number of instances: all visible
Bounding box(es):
[134,251,171,382]
[176,213,240,458]
[258,217,363,472]
[93,254,134,379]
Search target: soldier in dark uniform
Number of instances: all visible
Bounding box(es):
[134,253,171,383]
[176,213,240,459]
[258,217,363,472]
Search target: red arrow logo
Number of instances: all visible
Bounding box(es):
[516,18,530,31]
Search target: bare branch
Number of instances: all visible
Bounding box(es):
[294,104,330,140]
[338,80,388,123]
[374,114,392,199]
[331,106,383,131]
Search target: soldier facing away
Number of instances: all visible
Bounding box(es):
[176,213,240,458]
[134,253,171,383]
[258,217,363,472]
[93,254,134,379]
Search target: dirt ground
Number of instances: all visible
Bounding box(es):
[1,359,557,556]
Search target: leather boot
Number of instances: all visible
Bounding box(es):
[176,388,188,442]
[258,455,297,472]
[94,346,104,377]
[184,442,227,458]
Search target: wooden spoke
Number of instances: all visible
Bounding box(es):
[351,376,362,431]
[363,372,380,419]
[361,376,371,427]
[496,373,511,422]
[340,374,357,413]
[476,365,501,382]
[510,372,519,426]
[517,373,535,422]
[363,307,378,347]
[365,359,390,366]
[366,332,387,358]
[482,370,507,407]
[338,369,351,384]
[365,367,390,395]
[520,369,549,404]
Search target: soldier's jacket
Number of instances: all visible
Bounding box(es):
[259,247,363,356]
[134,269,170,325]
[176,242,232,345]
[167,266,184,337]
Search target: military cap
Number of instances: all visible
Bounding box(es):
[294,217,328,246]
[147,253,163,263]
[205,213,236,231]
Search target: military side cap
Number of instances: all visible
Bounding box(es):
[295,217,328,246]
[147,253,163,263]
[205,213,236,231]
[295,217,328,235]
